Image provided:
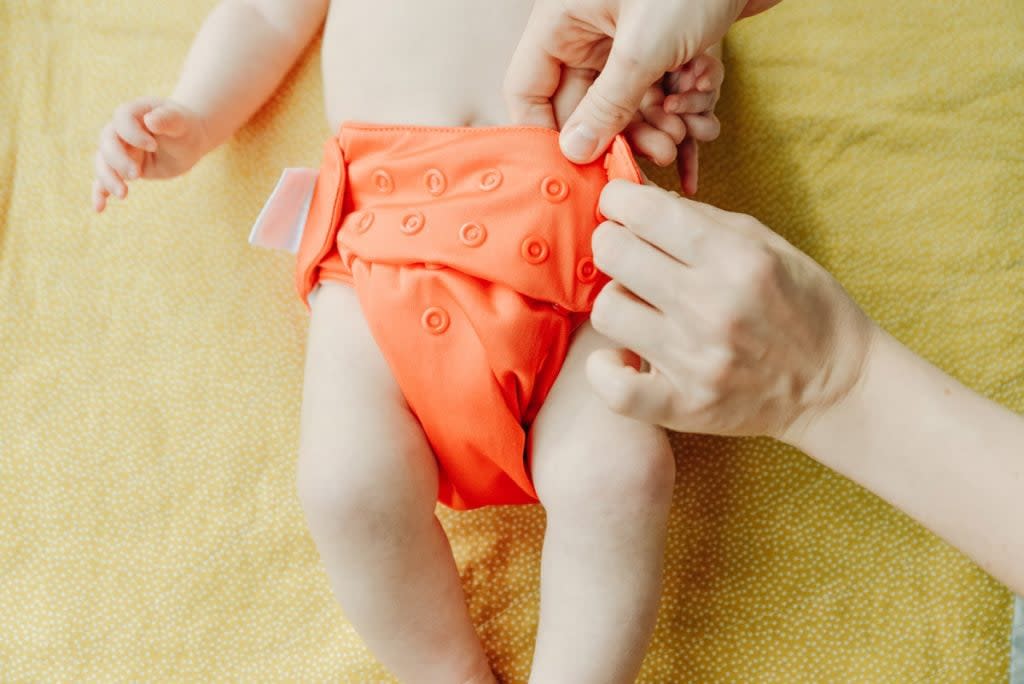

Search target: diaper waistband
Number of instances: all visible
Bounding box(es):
[295,123,643,312]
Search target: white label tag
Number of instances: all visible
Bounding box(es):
[248,168,319,254]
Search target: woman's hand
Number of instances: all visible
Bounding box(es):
[586,180,876,441]
[504,0,780,163]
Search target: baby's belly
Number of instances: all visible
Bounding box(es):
[320,1,533,130]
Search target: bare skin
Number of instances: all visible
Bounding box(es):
[588,181,1024,596]
[505,0,781,166]
[90,1,722,681]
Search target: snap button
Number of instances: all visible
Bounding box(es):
[521,235,550,264]
[421,306,450,335]
[479,169,503,192]
[352,211,374,234]
[424,169,447,196]
[458,222,487,247]
[541,176,569,202]
[372,169,394,194]
[400,210,425,235]
[576,256,598,282]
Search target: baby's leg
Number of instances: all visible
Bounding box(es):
[528,323,675,684]
[296,282,494,684]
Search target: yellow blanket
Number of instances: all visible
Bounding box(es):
[2,0,1021,680]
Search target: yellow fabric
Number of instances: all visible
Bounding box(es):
[1,0,1020,680]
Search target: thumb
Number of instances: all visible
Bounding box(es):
[586,348,676,428]
[559,45,663,163]
[143,105,189,138]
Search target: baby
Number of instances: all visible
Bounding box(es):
[92,2,723,682]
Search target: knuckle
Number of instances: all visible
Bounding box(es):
[587,87,639,128]
[687,383,719,413]
[668,193,696,221]
[732,212,765,234]
[745,246,780,288]
[613,43,658,77]
[683,224,709,256]
[705,349,737,388]
[708,299,744,341]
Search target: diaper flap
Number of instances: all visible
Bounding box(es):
[248,168,319,253]
[294,137,349,310]
[604,135,643,184]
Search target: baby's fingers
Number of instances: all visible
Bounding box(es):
[94,151,127,202]
[625,119,678,168]
[682,112,721,143]
[677,138,699,196]
[692,54,725,94]
[92,179,109,213]
[113,103,158,152]
[664,90,717,115]
[100,124,143,181]
[641,103,686,145]
[143,105,188,138]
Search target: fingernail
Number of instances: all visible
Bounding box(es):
[697,77,712,91]
[561,123,598,161]
[127,167,137,179]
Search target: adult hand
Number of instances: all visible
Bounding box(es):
[587,180,876,441]
[504,0,781,164]
[584,181,1024,596]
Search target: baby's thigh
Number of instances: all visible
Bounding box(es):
[297,282,438,518]
[530,323,674,510]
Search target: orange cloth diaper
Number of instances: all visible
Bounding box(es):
[291,124,641,509]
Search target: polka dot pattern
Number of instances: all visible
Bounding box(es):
[0,0,1020,682]
[1014,598,1024,683]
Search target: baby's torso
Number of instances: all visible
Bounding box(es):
[321,1,533,130]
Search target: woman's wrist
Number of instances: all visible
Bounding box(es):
[778,314,1024,594]
[781,317,883,463]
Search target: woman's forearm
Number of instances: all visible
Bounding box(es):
[170,0,328,154]
[796,327,1024,594]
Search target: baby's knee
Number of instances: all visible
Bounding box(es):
[296,439,436,540]
[588,433,675,506]
[538,428,675,512]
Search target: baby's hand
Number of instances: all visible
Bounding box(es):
[662,52,724,196]
[621,85,688,171]
[551,68,689,175]
[92,97,208,212]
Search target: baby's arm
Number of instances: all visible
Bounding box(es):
[171,0,329,153]
[92,0,328,211]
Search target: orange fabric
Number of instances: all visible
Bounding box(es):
[295,124,642,510]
